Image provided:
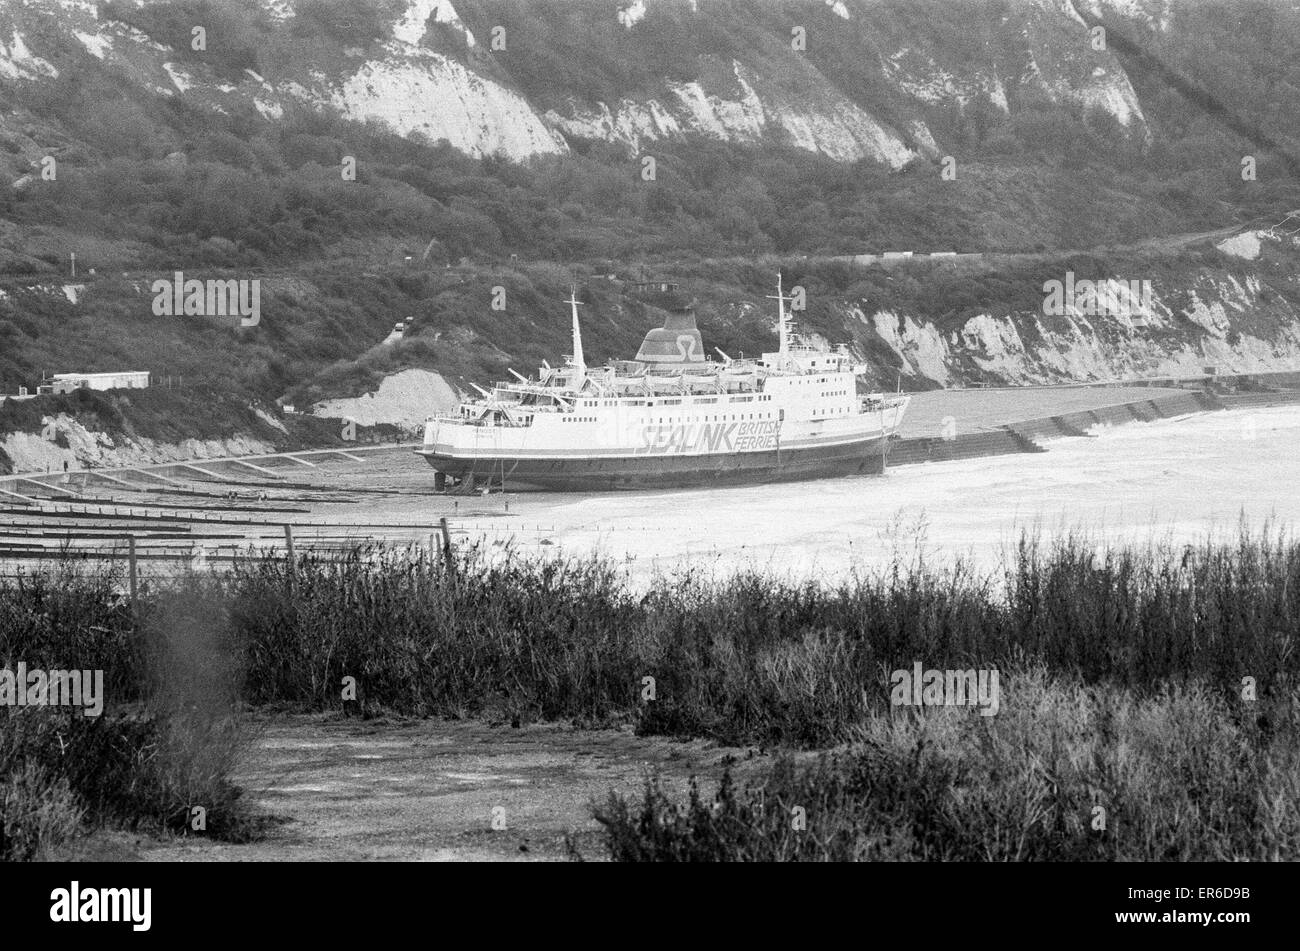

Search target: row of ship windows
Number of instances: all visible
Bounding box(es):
[662,413,773,423]
[563,412,776,423]
[578,394,775,408]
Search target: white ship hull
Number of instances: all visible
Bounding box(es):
[417,387,908,492]
[416,431,895,491]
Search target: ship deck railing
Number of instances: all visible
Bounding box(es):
[428,415,534,429]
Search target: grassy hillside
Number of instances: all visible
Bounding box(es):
[0,0,1298,438]
[5,231,1299,436]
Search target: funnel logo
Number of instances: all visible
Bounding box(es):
[152,271,260,327]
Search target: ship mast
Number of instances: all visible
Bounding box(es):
[777,271,788,356]
[766,271,793,367]
[566,285,585,376]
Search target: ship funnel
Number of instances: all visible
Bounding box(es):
[635,310,706,367]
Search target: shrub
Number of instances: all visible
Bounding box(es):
[0,762,83,861]
[214,527,1300,745]
[0,570,256,857]
[587,669,1300,861]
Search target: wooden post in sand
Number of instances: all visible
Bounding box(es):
[439,517,454,575]
[127,536,139,616]
[284,523,296,594]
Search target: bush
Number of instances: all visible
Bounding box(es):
[5,527,1300,857]
[0,570,256,857]
[216,526,1300,745]
[587,670,1300,861]
[0,762,83,861]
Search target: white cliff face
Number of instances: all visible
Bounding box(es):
[870,310,955,385]
[0,29,58,80]
[162,62,193,92]
[3,0,563,161]
[1024,0,1151,135]
[1216,232,1263,260]
[671,78,765,140]
[1039,63,1148,131]
[776,97,915,166]
[3,0,1175,164]
[885,50,1009,113]
[618,0,648,30]
[0,414,276,475]
[547,61,918,167]
[1076,0,1175,34]
[21,0,924,165]
[311,368,459,431]
[312,1,559,159]
[855,247,1300,387]
[547,97,684,153]
[395,0,475,47]
[325,47,566,159]
[881,0,1151,140]
[73,29,112,59]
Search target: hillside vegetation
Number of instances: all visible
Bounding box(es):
[0,0,1298,436]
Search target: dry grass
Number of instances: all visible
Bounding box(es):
[3,526,1299,860]
[224,528,1300,745]
[0,568,256,859]
[587,669,1300,861]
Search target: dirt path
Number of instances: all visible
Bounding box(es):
[136,714,767,862]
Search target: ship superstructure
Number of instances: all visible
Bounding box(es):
[416,275,910,491]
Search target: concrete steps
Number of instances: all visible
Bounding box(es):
[1005,416,1088,443]
[888,428,1039,467]
[888,388,1231,470]
[1219,391,1300,410]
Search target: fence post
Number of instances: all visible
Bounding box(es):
[284,523,296,593]
[439,516,454,575]
[127,536,138,617]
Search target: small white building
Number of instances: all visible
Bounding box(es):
[37,371,150,395]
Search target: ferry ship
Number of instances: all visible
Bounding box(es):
[416,276,910,491]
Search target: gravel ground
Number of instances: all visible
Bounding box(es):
[121,714,769,862]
